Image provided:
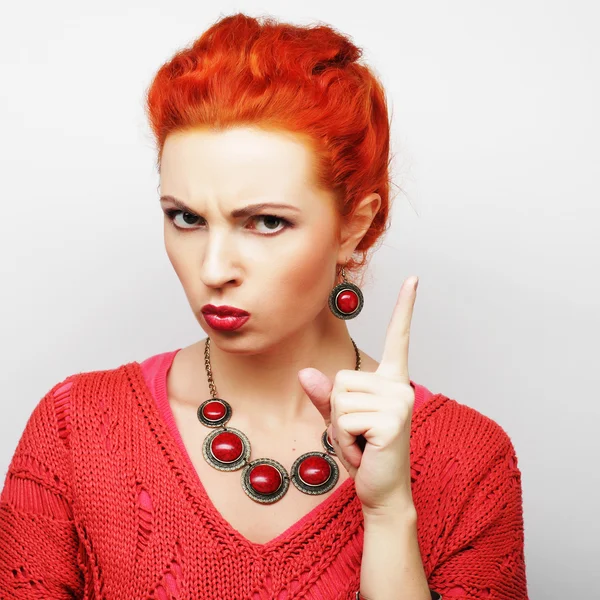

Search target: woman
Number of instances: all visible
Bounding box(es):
[0,13,528,600]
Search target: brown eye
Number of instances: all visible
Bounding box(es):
[262,216,282,229]
[251,215,291,235]
[165,209,203,230]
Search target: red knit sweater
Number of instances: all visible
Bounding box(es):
[0,349,528,599]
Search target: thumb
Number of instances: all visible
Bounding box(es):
[298,368,334,425]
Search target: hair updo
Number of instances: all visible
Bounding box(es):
[145,12,393,278]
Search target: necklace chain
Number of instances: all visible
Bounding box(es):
[203,337,361,397]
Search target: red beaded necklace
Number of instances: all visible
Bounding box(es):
[198,336,362,504]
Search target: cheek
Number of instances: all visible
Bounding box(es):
[267,232,337,308]
[164,230,197,292]
[164,231,182,276]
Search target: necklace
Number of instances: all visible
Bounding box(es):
[198,337,362,504]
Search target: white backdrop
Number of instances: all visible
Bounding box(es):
[1,1,598,597]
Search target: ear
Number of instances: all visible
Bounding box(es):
[337,192,382,263]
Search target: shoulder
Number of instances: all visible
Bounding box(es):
[50,348,178,420]
[419,390,516,445]
[409,392,524,550]
[454,396,518,459]
[54,359,135,397]
[28,359,145,448]
[411,391,521,481]
[58,348,170,395]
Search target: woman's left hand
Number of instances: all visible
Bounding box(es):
[298,275,419,515]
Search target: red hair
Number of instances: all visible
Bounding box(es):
[145,13,392,278]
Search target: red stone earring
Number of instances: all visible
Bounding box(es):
[329,265,364,319]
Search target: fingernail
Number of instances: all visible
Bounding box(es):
[412,276,419,291]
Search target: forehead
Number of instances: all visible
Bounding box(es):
[159,126,320,202]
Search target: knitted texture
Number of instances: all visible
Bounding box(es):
[0,351,528,599]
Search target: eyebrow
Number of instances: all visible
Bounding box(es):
[159,195,301,217]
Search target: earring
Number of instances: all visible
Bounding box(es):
[329,265,364,320]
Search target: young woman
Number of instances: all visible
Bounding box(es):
[0,13,528,600]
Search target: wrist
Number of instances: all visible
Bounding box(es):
[362,498,417,526]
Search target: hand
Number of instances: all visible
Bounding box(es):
[298,276,419,514]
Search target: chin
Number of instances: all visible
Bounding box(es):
[202,326,292,356]
[199,325,258,352]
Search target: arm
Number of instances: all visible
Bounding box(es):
[426,439,528,599]
[0,379,83,598]
[358,504,437,600]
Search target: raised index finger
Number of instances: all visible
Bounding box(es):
[375,276,419,381]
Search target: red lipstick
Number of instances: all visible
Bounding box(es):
[201,305,250,331]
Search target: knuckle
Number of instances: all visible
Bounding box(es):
[334,369,356,387]
[337,412,355,430]
[333,391,352,410]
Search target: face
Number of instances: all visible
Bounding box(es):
[159,126,344,352]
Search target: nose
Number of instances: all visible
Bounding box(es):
[199,229,241,288]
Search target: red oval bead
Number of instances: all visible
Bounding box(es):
[249,464,282,495]
[336,290,359,314]
[211,431,243,463]
[203,400,226,421]
[298,455,331,486]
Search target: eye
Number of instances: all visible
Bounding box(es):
[164,209,204,230]
[164,210,292,236]
[248,215,291,235]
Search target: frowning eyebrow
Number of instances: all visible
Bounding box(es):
[159,195,301,217]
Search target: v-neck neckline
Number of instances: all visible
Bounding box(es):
[128,352,360,553]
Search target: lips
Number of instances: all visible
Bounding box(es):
[201,304,249,317]
[201,304,250,332]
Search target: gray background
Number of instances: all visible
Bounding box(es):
[1,1,598,597]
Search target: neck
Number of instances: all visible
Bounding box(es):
[197,310,358,429]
